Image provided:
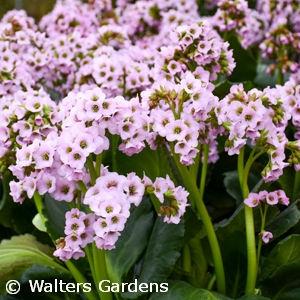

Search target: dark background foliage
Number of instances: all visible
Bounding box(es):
[0,0,56,21]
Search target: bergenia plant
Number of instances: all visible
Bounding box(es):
[1,1,300,300]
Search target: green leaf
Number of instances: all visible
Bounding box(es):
[213,80,233,99]
[0,174,36,233]
[116,145,160,181]
[253,205,280,231]
[259,234,300,282]
[277,167,295,201]
[220,231,247,299]
[183,206,204,243]
[148,280,231,300]
[260,262,300,299]
[43,193,70,240]
[122,217,184,299]
[254,64,277,89]
[223,171,259,205]
[18,264,71,284]
[215,203,245,240]
[265,200,300,239]
[227,35,257,82]
[215,199,278,243]
[0,234,68,294]
[116,145,178,184]
[16,265,76,300]
[106,196,154,284]
[213,80,255,99]
[32,213,47,232]
[187,237,208,288]
[237,295,271,300]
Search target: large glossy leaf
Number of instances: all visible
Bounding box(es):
[227,36,257,82]
[187,237,208,288]
[183,206,204,243]
[42,193,70,241]
[116,145,179,186]
[237,295,270,300]
[148,280,231,300]
[215,203,279,241]
[220,231,247,299]
[260,262,300,299]
[106,197,154,284]
[122,217,184,299]
[277,167,295,201]
[254,64,277,89]
[259,235,300,282]
[264,200,300,239]
[0,234,68,295]
[18,265,75,300]
[0,174,36,233]
[213,80,255,99]
[223,171,259,205]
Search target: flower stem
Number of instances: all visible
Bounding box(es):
[93,245,113,300]
[189,143,201,182]
[85,245,96,286]
[33,192,47,224]
[182,243,191,273]
[95,152,103,177]
[277,47,284,85]
[207,274,217,291]
[111,134,119,172]
[77,180,87,194]
[238,146,264,294]
[77,189,82,210]
[256,204,268,272]
[199,144,209,199]
[65,260,99,300]
[170,144,226,295]
[87,155,97,185]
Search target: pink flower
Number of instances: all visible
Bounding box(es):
[165,120,189,142]
[33,143,54,169]
[276,190,290,206]
[16,146,33,167]
[65,234,82,249]
[67,148,86,169]
[37,173,56,195]
[123,172,145,206]
[9,181,24,203]
[93,218,110,237]
[266,191,279,205]
[261,231,273,243]
[244,193,261,207]
[65,218,85,235]
[22,176,36,199]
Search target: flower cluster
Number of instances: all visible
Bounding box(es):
[154,22,235,82]
[141,76,219,165]
[39,0,104,38]
[215,83,291,181]
[259,19,300,75]
[144,174,189,224]
[212,0,250,32]
[211,0,267,49]
[256,0,300,75]
[116,0,200,47]
[53,170,189,260]
[83,170,144,250]
[244,190,289,208]
[244,189,289,243]
[54,208,95,261]
[1,87,62,176]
